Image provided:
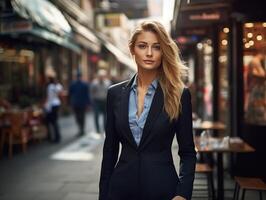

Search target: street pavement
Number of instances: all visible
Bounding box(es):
[0,112,264,200]
[0,112,104,200]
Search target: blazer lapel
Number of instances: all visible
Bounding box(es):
[139,84,164,149]
[119,75,138,149]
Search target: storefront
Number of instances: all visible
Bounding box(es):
[236,21,266,178]
[172,0,266,178]
[242,22,266,126]
[172,0,230,124]
[0,0,80,107]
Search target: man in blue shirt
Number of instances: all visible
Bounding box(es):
[69,72,90,136]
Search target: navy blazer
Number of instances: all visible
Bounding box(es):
[99,77,196,200]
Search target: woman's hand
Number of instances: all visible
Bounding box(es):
[172,196,186,200]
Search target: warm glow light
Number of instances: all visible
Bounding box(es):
[249,40,254,46]
[245,23,254,28]
[219,55,227,63]
[247,33,253,38]
[221,39,228,46]
[257,35,263,41]
[206,39,212,45]
[245,43,250,48]
[20,49,34,58]
[197,43,203,49]
[263,23,266,27]
[243,38,247,43]
[223,27,229,33]
[5,49,16,56]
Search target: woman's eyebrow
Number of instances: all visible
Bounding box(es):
[136,41,160,45]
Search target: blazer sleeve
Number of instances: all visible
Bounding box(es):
[99,88,120,200]
[175,88,197,200]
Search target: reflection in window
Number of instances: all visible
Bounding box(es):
[243,22,266,125]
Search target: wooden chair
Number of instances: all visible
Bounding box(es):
[193,163,216,200]
[27,109,47,142]
[2,111,30,159]
[233,177,266,200]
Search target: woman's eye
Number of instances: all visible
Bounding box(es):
[153,45,161,50]
[137,44,146,49]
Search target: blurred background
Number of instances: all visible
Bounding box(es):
[0,0,265,199]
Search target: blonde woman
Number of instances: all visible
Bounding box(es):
[99,21,196,200]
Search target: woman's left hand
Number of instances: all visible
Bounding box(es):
[172,196,186,200]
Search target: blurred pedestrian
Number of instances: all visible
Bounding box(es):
[90,69,111,133]
[44,75,63,143]
[99,21,196,200]
[69,72,90,136]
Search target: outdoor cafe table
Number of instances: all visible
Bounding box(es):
[194,136,255,200]
[193,120,226,131]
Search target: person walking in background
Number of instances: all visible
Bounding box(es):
[44,75,63,143]
[90,69,111,134]
[69,72,90,136]
[99,21,196,200]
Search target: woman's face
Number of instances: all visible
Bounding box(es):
[132,31,162,71]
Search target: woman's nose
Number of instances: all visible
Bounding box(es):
[146,46,152,56]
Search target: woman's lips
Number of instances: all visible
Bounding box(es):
[143,60,154,64]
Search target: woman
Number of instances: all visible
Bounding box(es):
[44,75,63,143]
[99,21,196,200]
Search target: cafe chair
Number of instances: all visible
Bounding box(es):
[193,163,216,200]
[27,109,47,142]
[2,111,30,159]
[233,176,266,200]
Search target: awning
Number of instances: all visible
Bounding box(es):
[6,0,81,53]
[53,0,92,26]
[0,20,81,53]
[177,2,230,29]
[66,16,101,53]
[31,27,81,53]
[11,0,71,35]
[52,0,135,70]
[96,32,136,71]
[102,40,136,71]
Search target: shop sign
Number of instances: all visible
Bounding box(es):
[183,27,209,36]
[178,7,229,28]
[189,12,221,20]
[0,20,32,34]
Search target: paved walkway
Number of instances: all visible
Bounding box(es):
[0,112,104,200]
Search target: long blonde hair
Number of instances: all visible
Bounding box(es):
[129,21,187,121]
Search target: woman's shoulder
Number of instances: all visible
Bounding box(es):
[181,87,191,101]
[108,80,130,93]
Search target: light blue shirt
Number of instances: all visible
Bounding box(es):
[128,76,158,146]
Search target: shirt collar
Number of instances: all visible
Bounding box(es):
[130,74,158,91]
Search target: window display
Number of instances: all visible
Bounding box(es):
[243,22,266,125]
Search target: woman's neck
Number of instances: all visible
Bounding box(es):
[137,69,158,89]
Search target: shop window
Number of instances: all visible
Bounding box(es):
[243,22,266,125]
[196,39,213,120]
[218,26,229,124]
